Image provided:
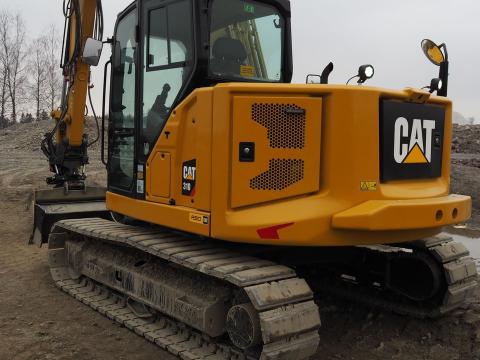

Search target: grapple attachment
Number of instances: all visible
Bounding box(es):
[30,187,110,245]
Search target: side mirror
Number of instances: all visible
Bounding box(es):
[306,74,321,84]
[305,62,335,85]
[421,39,449,96]
[83,38,103,66]
[421,39,445,66]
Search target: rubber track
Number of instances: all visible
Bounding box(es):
[48,218,321,360]
[320,234,478,318]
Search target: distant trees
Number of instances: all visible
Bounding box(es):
[0,10,62,128]
[19,112,34,124]
[44,25,63,113]
[28,36,48,119]
[2,12,27,123]
[0,11,10,126]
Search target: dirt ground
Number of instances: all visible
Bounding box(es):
[1,121,480,360]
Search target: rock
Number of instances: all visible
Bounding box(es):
[464,310,480,324]
[421,332,432,341]
[452,124,480,154]
[429,344,460,360]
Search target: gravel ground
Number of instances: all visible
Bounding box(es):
[0,122,480,359]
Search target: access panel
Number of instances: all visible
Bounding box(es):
[231,96,322,208]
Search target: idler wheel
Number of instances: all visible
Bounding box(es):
[226,303,262,350]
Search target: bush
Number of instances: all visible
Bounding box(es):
[20,113,34,124]
[0,116,10,128]
[38,110,50,121]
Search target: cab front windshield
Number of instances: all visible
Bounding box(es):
[209,0,284,82]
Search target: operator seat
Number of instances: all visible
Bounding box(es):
[210,37,248,77]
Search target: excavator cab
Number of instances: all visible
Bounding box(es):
[108,0,292,199]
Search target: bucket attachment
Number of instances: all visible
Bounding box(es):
[30,186,110,246]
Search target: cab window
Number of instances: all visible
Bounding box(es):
[209,0,284,82]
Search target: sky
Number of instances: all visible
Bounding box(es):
[0,0,479,120]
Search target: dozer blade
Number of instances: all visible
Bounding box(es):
[30,187,110,246]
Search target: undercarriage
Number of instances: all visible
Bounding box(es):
[47,218,477,360]
[49,218,321,360]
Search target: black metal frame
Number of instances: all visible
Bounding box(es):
[107,3,139,198]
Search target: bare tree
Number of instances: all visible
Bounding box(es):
[0,66,7,122]
[28,36,48,119]
[2,12,28,123]
[44,25,62,112]
[0,11,11,123]
[0,14,61,126]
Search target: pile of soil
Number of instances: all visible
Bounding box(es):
[452,124,480,154]
[0,117,102,154]
[451,125,480,226]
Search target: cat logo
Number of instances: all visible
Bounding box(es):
[394,117,436,164]
[182,159,196,196]
[381,100,444,181]
[183,165,196,181]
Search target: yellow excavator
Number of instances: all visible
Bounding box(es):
[30,0,477,359]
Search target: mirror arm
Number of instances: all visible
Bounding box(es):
[439,43,449,61]
[437,60,449,97]
[438,43,448,97]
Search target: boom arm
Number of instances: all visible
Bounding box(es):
[42,0,103,189]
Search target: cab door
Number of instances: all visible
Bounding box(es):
[109,7,138,196]
[137,0,195,193]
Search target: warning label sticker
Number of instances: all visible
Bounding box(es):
[360,181,377,191]
[240,65,255,77]
[189,213,209,225]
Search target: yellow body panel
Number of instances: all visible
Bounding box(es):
[332,194,471,230]
[107,83,471,247]
[107,192,210,236]
[148,152,171,199]
[146,89,213,210]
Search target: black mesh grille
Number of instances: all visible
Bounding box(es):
[250,159,304,190]
[252,103,306,149]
